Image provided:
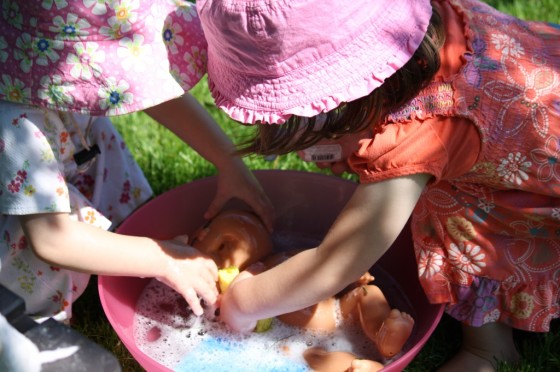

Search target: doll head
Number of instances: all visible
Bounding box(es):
[191,210,273,270]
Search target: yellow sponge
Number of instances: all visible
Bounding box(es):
[218,266,240,293]
[254,317,273,333]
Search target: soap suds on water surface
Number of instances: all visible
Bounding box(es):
[134,279,381,371]
[132,232,412,371]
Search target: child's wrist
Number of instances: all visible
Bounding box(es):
[216,157,251,176]
[222,288,258,332]
[152,239,177,281]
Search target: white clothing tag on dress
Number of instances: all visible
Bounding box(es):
[300,144,342,162]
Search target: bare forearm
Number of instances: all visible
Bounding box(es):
[21,212,220,315]
[21,214,169,278]
[228,249,329,320]
[228,237,379,322]
[144,94,241,171]
[225,175,431,323]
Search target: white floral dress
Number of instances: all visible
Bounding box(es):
[0,0,208,320]
[0,101,153,320]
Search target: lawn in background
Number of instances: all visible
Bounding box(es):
[72,1,560,371]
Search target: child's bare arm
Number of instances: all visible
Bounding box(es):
[144,94,275,230]
[220,173,431,331]
[19,213,218,316]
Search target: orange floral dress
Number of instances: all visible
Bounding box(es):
[349,0,560,332]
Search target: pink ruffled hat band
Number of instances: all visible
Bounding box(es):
[197,0,432,124]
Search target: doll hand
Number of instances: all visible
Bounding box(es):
[205,163,275,231]
[156,235,219,316]
[219,269,259,333]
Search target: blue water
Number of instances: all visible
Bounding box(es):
[174,337,309,372]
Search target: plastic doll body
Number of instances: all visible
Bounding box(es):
[303,347,385,372]
[277,285,415,358]
[264,250,414,358]
[192,212,414,367]
[339,285,414,358]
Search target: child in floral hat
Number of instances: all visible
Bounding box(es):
[0,0,274,323]
[197,0,560,370]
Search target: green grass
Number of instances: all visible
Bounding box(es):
[72,1,560,371]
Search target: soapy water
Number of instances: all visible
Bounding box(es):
[133,231,416,371]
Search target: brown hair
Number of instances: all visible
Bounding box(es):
[238,5,445,156]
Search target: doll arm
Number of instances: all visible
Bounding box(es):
[19,212,218,316]
[144,94,275,230]
[220,173,431,332]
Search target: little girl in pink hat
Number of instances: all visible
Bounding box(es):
[0,0,274,326]
[198,0,560,370]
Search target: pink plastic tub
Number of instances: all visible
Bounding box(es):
[99,170,444,371]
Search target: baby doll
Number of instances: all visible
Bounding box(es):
[263,250,414,360]
[191,210,414,370]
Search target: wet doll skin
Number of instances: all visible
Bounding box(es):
[192,210,414,369]
[190,209,273,270]
[303,348,385,372]
[265,252,415,360]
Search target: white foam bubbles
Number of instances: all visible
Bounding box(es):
[133,279,385,371]
[132,232,411,370]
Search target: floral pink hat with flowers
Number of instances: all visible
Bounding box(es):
[0,0,207,116]
[197,0,433,124]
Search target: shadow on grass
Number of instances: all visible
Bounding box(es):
[72,276,144,372]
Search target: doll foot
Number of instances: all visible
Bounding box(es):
[375,309,414,358]
[303,347,356,372]
[303,347,383,372]
[349,358,384,372]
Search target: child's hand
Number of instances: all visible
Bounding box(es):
[156,235,219,316]
[205,162,275,231]
[145,95,275,230]
[219,269,259,332]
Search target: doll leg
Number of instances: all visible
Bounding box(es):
[372,309,415,358]
[346,285,414,358]
[438,322,520,372]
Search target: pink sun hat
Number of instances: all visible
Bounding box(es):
[0,0,207,116]
[197,0,432,124]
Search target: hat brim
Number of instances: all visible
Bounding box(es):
[203,0,432,124]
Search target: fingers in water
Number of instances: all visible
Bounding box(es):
[185,287,204,316]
